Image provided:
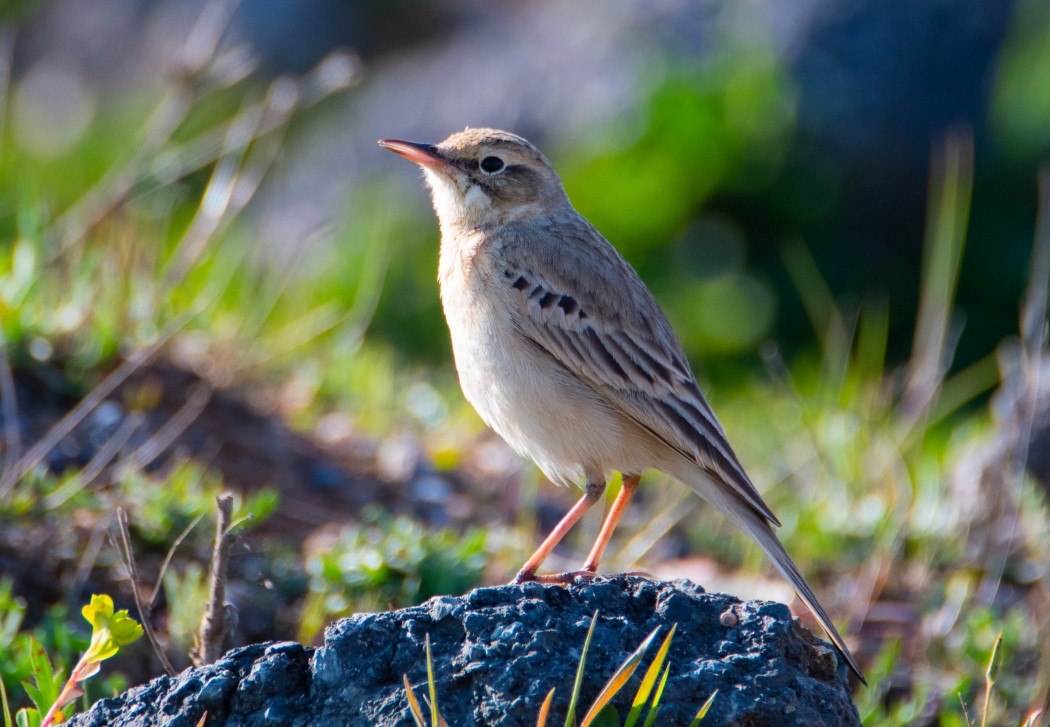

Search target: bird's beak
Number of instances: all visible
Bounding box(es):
[378,138,452,172]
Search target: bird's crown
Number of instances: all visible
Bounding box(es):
[381,128,569,227]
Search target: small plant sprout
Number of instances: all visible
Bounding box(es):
[402,613,718,726]
[33,594,143,727]
[980,632,1003,727]
[578,623,661,727]
[403,635,446,727]
[687,690,718,727]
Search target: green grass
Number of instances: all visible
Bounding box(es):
[403,614,719,726]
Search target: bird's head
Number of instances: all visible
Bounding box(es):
[379,128,569,230]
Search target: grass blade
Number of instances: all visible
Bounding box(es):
[687,690,718,726]
[425,634,441,727]
[1,676,12,727]
[403,675,426,727]
[958,692,975,727]
[641,663,671,727]
[979,633,1003,727]
[1021,709,1044,727]
[624,624,676,727]
[564,611,599,727]
[536,688,556,727]
[580,626,663,727]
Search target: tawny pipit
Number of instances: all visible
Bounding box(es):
[379,128,863,681]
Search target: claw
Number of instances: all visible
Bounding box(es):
[512,570,600,586]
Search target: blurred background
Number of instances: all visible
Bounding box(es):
[0,0,1049,724]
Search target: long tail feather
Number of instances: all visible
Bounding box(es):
[675,466,866,684]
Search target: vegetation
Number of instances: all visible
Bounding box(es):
[403,615,718,727]
[0,2,1048,726]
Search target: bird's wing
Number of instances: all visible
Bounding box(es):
[499,225,780,526]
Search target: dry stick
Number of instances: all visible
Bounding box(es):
[145,50,359,195]
[50,0,244,255]
[163,100,269,288]
[0,333,22,477]
[113,507,178,677]
[195,495,235,666]
[71,384,209,609]
[153,52,356,301]
[149,512,207,610]
[123,382,213,473]
[0,311,194,501]
[71,507,115,595]
[43,411,144,509]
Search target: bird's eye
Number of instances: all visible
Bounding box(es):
[479,156,505,174]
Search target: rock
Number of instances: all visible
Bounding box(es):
[68,577,860,727]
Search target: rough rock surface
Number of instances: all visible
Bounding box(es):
[69,577,860,727]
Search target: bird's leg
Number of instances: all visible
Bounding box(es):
[582,473,641,573]
[513,478,605,584]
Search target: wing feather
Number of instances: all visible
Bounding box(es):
[499,226,779,526]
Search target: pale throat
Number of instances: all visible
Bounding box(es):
[424,170,538,228]
[424,170,492,227]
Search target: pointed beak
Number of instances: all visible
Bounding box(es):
[378,138,452,172]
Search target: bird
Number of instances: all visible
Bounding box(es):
[379,127,863,682]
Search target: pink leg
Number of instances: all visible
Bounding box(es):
[513,479,604,584]
[582,474,641,573]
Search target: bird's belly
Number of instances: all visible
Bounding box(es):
[447,309,651,487]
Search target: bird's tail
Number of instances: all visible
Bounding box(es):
[674,466,866,683]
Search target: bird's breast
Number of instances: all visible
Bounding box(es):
[437,243,652,486]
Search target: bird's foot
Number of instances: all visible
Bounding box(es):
[512,569,600,586]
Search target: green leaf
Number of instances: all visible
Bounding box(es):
[14,710,40,727]
[535,688,556,727]
[580,626,662,727]
[588,706,620,727]
[425,635,440,727]
[687,690,718,726]
[21,639,61,715]
[402,675,426,727]
[640,664,671,727]
[1,676,13,727]
[624,624,676,727]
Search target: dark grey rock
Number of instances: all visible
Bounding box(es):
[68,577,860,726]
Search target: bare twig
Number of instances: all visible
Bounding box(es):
[140,50,359,195]
[51,0,244,254]
[0,311,193,500]
[123,381,213,472]
[149,512,206,609]
[43,411,144,509]
[194,494,237,666]
[71,507,116,594]
[112,507,178,676]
